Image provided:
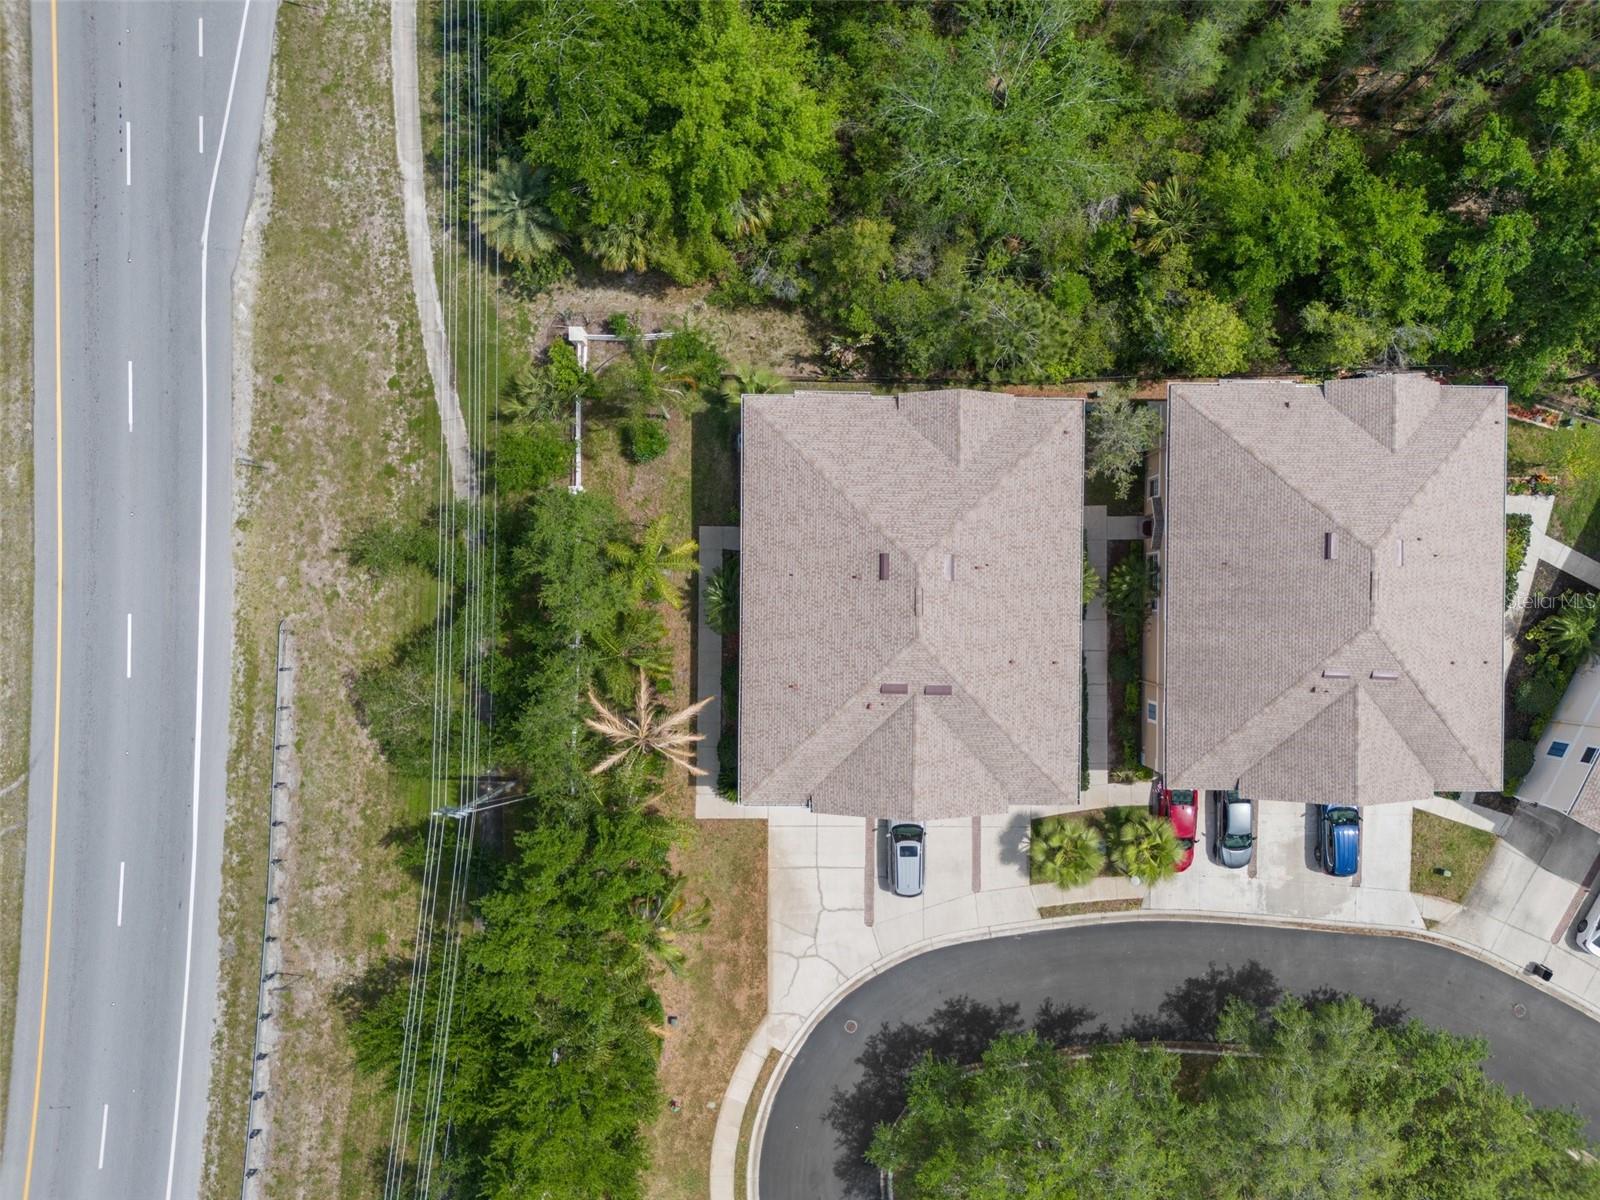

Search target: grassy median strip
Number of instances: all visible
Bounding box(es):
[1410,810,1497,905]
[0,0,31,1151]
[732,1049,781,1200]
[199,2,440,1196]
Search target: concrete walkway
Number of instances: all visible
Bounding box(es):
[390,0,476,500]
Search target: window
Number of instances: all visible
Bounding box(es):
[1148,475,1161,499]
[1584,747,1599,765]
[1549,741,1570,758]
[1146,701,1158,724]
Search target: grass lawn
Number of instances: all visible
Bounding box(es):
[1410,811,1498,905]
[0,0,31,1146]
[1085,471,1145,516]
[199,3,441,1196]
[1508,421,1600,557]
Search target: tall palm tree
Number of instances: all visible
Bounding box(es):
[585,669,712,776]
[606,516,698,609]
[1029,815,1103,889]
[471,158,564,265]
[1108,809,1183,884]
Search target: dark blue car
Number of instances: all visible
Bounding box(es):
[1315,805,1361,876]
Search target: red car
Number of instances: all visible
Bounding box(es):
[1157,787,1198,872]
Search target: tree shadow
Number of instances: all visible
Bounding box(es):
[1121,959,1285,1042]
[822,995,1102,1197]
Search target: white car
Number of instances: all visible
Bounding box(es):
[1576,901,1600,957]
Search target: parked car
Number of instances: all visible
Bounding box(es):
[1314,805,1362,876]
[1212,790,1255,869]
[1157,787,1198,872]
[1576,898,1600,957]
[889,822,925,897]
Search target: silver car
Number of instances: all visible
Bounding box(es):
[1577,899,1600,957]
[889,822,925,897]
[1213,790,1255,869]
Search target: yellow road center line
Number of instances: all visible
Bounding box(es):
[22,0,63,1193]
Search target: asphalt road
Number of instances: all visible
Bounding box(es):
[1,4,274,1198]
[760,922,1600,1200]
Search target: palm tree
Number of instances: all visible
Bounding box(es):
[606,516,698,609]
[582,218,649,273]
[719,364,788,410]
[1029,816,1103,889]
[1542,606,1598,663]
[725,193,773,239]
[585,670,712,777]
[1108,809,1183,884]
[702,558,739,636]
[633,876,711,977]
[591,608,672,701]
[1131,176,1199,257]
[471,158,563,265]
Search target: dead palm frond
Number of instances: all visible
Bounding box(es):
[585,669,713,776]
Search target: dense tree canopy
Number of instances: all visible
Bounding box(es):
[870,997,1600,1200]
[477,0,1600,395]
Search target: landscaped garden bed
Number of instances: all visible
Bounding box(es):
[1104,543,1155,782]
[1501,561,1600,792]
[1030,807,1183,888]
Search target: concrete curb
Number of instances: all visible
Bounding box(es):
[717,907,1600,1200]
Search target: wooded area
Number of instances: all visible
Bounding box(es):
[473,0,1600,396]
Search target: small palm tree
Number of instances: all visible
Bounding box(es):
[585,669,713,776]
[1131,176,1199,257]
[1029,816,1103,889]
[1542,606,1598,663]
[471,158,563,265]
[725,193,773,239]
[582,218,649,273]
[719,364,787,410]
[606,516,698,609]
[591,608,672,701]
[1108,809,1183,884]
[702,558,739,636]
[634,876,711,977]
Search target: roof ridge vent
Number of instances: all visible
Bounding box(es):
[1370,670,1399,681]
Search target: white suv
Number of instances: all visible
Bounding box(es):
[1576,900,1600,957]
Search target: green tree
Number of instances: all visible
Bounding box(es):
[869,1034,1194,1199]
[1029,815,1104,889]
[590,608,672,705]
[471,157,563,265]
[488,0,835,279]
[864,6,1130,245]
[1169,293,1251,376]
[1087,396,1163,502]
[605,516,698,610]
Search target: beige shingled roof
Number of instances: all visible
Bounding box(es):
[1162,375,1505,805]
[739,390,1084,818]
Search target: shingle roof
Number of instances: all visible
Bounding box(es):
[1163,375,1505,805]
[739,390,1084,818]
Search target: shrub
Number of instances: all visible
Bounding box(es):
[1505,739,1536,784]
[1106,556,1149,637]
[1514,674,1565,718]
[345,521,436,576]
[1030,816,1104,889]
[495,420,573,492]
[1082,551,1102,607]
[621,416,669,463]
[704,557,739,635]
[1506,513,1532,608]
[716,731,738,801]
[1109,650,1137,688]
